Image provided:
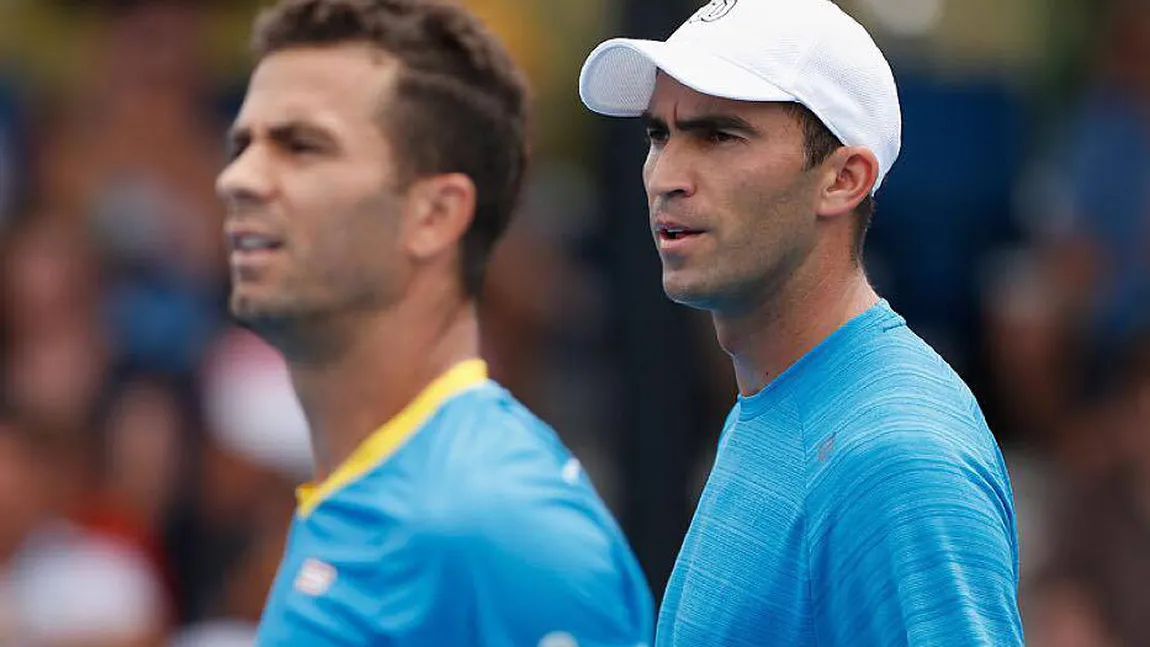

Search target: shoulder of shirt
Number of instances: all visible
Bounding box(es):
[802,359,1014,531]
[796,322,1004,471]
[809,314,967,399]
[378,381,570,534]
[430,380,563,472]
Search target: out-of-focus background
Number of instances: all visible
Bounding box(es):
[0,0,1146,644]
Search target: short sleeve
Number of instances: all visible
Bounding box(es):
[370,457,653,647]
[808,427,1023,646]
[460,466,652,647]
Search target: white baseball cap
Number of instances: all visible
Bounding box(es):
[579,0,902,191]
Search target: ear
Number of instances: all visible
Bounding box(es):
[402,173,477,261]
[815,146,879,219]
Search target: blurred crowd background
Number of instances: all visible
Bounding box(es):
[0,0,1146,645]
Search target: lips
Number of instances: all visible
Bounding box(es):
[226,230,284,254]
[658,226,703,241]
[654,219,706,243]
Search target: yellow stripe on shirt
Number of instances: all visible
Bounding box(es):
[295,359,489,518]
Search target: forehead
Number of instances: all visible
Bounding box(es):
[235,44,397,132]
[647,72,793,124]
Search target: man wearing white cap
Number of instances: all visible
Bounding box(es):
[580,0,1023,644]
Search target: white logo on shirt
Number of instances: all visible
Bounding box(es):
[539,632,579,647]
[561,458,582,485]
[294,558,337,596]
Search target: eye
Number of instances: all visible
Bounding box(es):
[226,138,249,162]
[706,130,739,144]
[286,138,321,155]
[645,125,669,146]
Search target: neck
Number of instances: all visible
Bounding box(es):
[277,286,479,482]
[714,251,878,397]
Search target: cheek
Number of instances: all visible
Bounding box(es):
[310,190,404,284]
[733,163,809,221]
[288,167,395,257]
[309,211,383,274]
[712,173,802,258]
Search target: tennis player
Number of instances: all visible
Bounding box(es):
[579,0,1023,644]
[216,0,653,644]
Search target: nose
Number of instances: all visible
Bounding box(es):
[216,144,275,211]
[643,142,696,206]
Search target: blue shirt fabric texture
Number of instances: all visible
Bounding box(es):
[256,359,654,647]
[657,300,1023,646]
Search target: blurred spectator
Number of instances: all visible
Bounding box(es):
[170,328,301,624]
[983,249,1089,466]
[0,217,107,433]
[167,512,287,647]
[1022,570,1118,647]
[989,4,1150,643]
[201,328,311,483]
[1045,335,1150,646]
[0,409,167,647]
[44,0,229,376]
[1052,0,1150,367]
[1012,0,1150,389]
[98,376,187,545]
[73,0,226,276]
[0,78,25,231]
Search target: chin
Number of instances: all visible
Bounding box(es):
[663,266,756,313]
[228,303,299,352]
[229,290,292,327]
[662,275,717,311]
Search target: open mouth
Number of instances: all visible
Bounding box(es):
[660,228,700,241]
[657,224,705,242]
[229,233,284,253]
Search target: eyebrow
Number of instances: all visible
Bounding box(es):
[641,110,760,137]
[227,120,338,149]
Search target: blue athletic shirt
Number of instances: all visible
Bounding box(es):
[657,300,1023,646]
[256,359,654,646]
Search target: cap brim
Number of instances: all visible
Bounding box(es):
[579,38,796,117]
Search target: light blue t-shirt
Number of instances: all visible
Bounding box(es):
[256,360,653,646]
[657,301,1023,646]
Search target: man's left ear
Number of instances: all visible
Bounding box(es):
[404,173,477,260]
[816,146,879,218]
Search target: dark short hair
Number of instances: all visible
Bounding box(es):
[252,0,530,297]
[783,103,875,263]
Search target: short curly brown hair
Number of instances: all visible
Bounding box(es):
[251,0,530,297]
